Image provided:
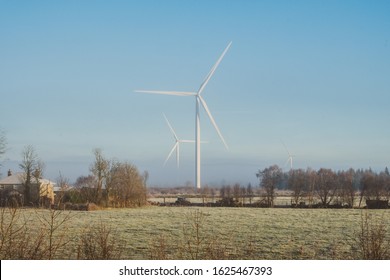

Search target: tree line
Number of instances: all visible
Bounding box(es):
[196,165,390,208]
[256,165,390,208]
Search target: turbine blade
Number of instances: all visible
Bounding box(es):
[179,140,196,143]
[176,143,180,168]
[179,140,208,144]
[198,96,228,150]
[135,90,197,96]
[281,140,291,157]
[197,41,232,95]
[163,113,179,141]
[164,143,178,166]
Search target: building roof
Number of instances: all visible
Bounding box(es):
[0,172,55,186]
[0,172,24,185]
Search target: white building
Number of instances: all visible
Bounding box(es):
[0,170,55,206]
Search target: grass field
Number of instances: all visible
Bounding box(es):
[9,206,389,260]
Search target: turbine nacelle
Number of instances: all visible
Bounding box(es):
[163,113,192,169]
[163,113,206,169]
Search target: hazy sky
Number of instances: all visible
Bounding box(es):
[1,1,389,187]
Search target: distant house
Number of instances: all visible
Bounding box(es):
[0,170,55,207]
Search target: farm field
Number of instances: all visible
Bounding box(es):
[11,206,390,260]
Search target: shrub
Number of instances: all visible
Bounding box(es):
[349,212,390,259]
[0,207,72,259]
[77,220,122,259]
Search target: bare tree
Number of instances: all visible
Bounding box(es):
[19,145,43,206]
[219,186,226,199]
[256,165,283,207]
[246,183,254,205]
[90,148,109,205]
[0,130,6,161]
[288,169,306,206]
[315,168,338,207]
[55,172,70,207]
[305,168,317,206]
[378,169,390,200]
[200,185,210,205]
[233,183,241,203]
[361,170,378,202]
[210,188,216,203]
[0,130,6,176]
[361,169,389,203]
[240,186,247,205]
[220,185,232,199]
[384,167,390,199]
[337,169,356,208]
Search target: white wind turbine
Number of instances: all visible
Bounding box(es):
[163,113,194,168]
[136,42,231,189]
[282,142,295,170]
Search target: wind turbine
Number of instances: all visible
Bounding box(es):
[136,42,231,189]
[163,113,194,168]
[282,142,295,170]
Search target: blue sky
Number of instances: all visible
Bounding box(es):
[1,1,389,187]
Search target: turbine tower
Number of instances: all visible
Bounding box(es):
[163,113,194,168]
[136,42,231,189]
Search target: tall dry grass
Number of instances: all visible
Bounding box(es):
[77,220,123,259]
[0,207,72,259]
[349,212,390,259]
[149,209,260,260]
[0,207,124,260]
[1,206,390,260]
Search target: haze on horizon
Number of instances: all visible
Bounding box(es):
[1,1,389,187]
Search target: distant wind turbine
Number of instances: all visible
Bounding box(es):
[163,113,194,169]
[282,141,295,170]
[136,42,232,189]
